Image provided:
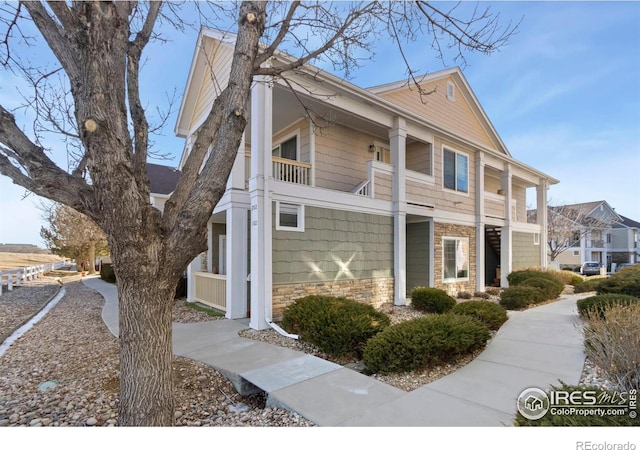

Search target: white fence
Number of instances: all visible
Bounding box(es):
[0,261,68,296]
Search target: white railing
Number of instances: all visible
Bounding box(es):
[352,179,371,196]
[194,272,226,312]
[272,157,311,185]
[0,260,67,296]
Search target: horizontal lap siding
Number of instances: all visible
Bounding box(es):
[512,232,541,270]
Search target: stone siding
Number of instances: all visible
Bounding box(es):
[272,277,394,321]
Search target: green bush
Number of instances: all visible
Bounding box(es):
[485,287,501,296]
[521,277,564,301]
[362,314,490,374]
[596,265,640,297]
[100,263,116,284]
[514,383,639,426]
[411,287,456,313]
[576,293,640,319]
[451,301,508,331]
[282,295,390,357]
[499,286,543,310]
[507,269,563,287]
[574,277,604,293]
[570,275,584,286]
[473,291,491,300]
[545,270,575,286]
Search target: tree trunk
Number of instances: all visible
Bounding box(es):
[116,263,178,426]
[88,241,96,274]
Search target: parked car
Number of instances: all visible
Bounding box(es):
[580,261,602,276]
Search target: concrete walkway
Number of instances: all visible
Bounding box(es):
[82,277,589,426]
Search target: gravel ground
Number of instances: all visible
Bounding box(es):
[0,278,615,428]
[0,278,313,427]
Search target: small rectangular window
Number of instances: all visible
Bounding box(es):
[276,202,304,232]
[443,237,469,282]
[534,233,540,245]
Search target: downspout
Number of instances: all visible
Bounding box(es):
[248,271,299,339]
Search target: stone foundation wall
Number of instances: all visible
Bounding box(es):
[433,222,476,296]
[272,277,394,321]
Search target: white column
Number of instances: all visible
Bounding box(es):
[500,163,513,287]
[536,179,549,269]
[309,120,316,187]
[475,151,486,291]
[226,206,248,319]
[249,76,273,330]
[227,133,247,191]
[390,117,407,305]
[206,221,214,273]
[186,256,202,303]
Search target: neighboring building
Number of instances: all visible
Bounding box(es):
[153,27,558,330]
[543,200,621,270]
[611,215,640,266]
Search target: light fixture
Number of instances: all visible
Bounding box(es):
[368,144,375,152]
[497,189,505,195]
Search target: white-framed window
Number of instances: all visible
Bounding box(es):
[573,251,580,256]
[443,237,469,282]
[447,81,455,101]
[443,147,469,193]
[534,233,540,245]
[272,133,299,161]
[276,202,305,232]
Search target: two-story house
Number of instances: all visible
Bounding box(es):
[159,27,557,331]
[611,215,640,267]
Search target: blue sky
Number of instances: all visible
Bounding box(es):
[1,1,639,246]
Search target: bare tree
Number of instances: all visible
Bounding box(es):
[0,1,518,426]
[541,204,619,262]
[40,203,108,274]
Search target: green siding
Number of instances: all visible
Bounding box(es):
[512,231,541,270]
[406,221,430,295]
[272,205,393,284]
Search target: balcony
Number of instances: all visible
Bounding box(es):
[243,155,312,186]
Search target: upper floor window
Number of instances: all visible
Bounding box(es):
[443,148,468,193]
[273,135,297,160]
[447,81,455,101]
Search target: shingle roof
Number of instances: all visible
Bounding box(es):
[146,163,181,195]
[616,214,640,229]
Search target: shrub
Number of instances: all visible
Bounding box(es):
[457,291,472,300]
[485,287,501,296]
[410,287,456,314]
[514,383,638,426]
[362,314,490,374]
[574,277,604,293]
[545,270,576,286]
[473,291,491,300]
[576,294,640,319]
[499,286,542,310]
[570,275,584,286]
[282,295,390,357]
[521,277,564,301]
[451,300,508,331]
[507,269,563,287]
[582,303,640,391]
[100,263,116,284]
[596,265,640,297]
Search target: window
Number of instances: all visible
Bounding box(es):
[534,233,540,245]
[276,202,304,232]
[373,142,390,164]
[606,233,611,244]
[443,148,468,193]
[573,251,580,256]
[272,135,297,160]
[443,237,469,282]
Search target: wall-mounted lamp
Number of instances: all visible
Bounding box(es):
[453,201,463,206]
[368,144,376,153]
[497,189,505,195]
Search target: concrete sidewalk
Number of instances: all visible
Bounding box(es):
[82,277,589,426]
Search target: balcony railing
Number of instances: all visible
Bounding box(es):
[272,157,311,185]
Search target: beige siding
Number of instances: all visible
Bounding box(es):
[378,76,495,149]
[272,206,393,284]
[374,172,392,201]
[430,137,475,215]
[272,119,310,162]
[406,178,433,205]
[314,124,379,192]
[484,197,504,218]
[484,174,501,195]
[513,184,526,222]
[190,41,233,131]
[406,141,432,175]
